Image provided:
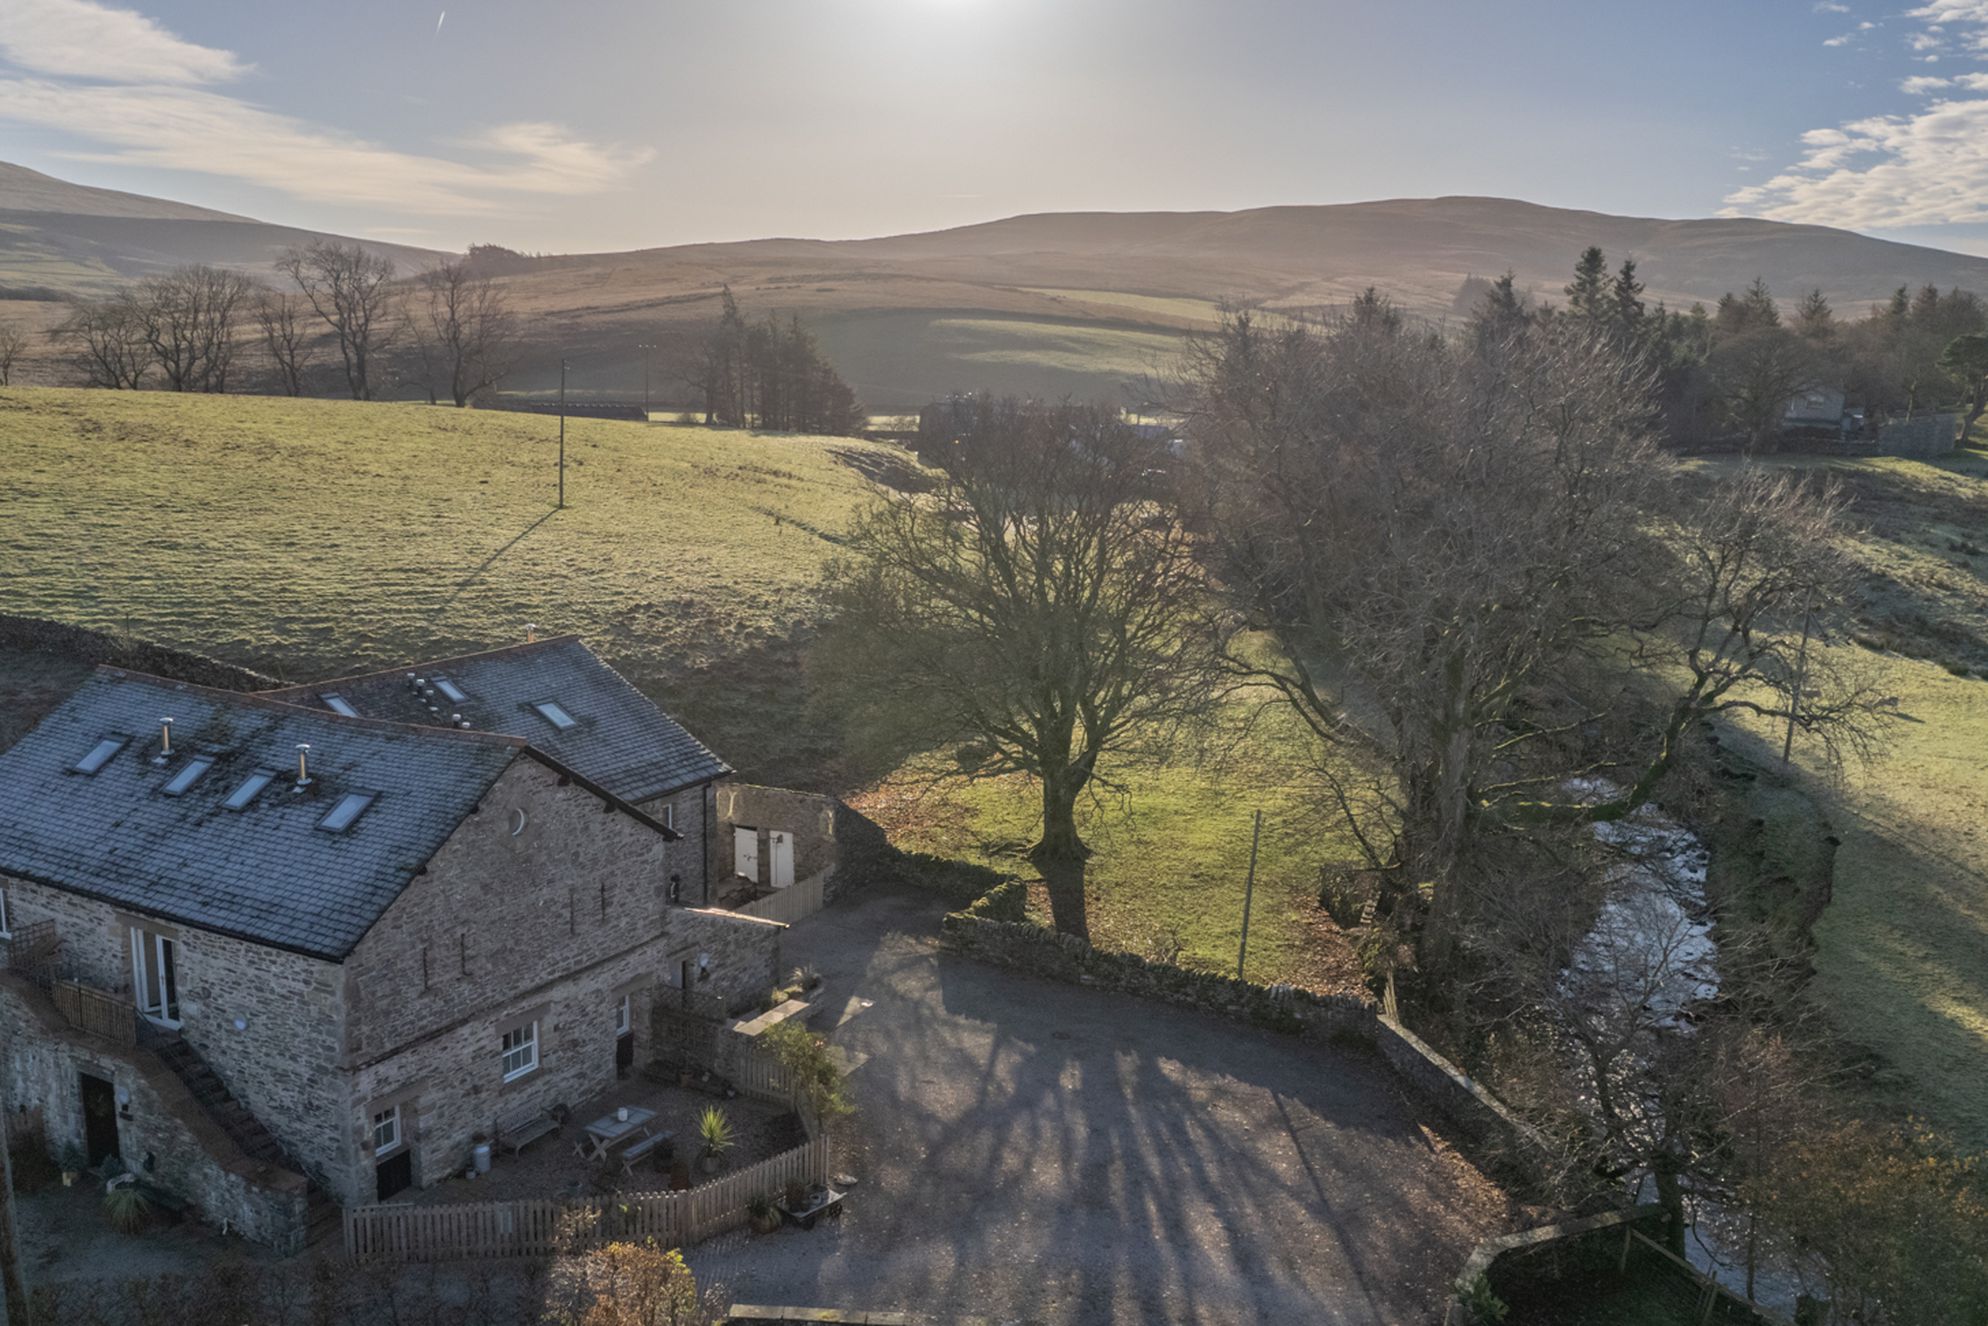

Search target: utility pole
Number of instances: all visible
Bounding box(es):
[0,1107,30,1326]
[637,342,656,419]
[557,357,568,510]
[1236,809,1263,981]
[1781,587,1815,765]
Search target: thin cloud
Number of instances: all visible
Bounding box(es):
[0,79,651,214]
[0,0,244,84]
[1814,0,1850,11]
[0,2,649,217]
[1726,0,1988,229]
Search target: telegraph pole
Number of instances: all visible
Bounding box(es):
[557,357,568,510]
[1781,587,1815,765]
[1236,809,1264,980]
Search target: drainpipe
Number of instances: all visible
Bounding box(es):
[701,782,713,905]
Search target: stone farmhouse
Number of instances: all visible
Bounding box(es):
[0,638,831,1250]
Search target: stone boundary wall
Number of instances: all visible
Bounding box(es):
[1877,411,1960,458]
[939,907,1553,1186]
[0,613,273,691]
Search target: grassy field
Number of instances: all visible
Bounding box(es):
[0,386,897,784]
[853,696,1366,992]
[1701,442,1988,1147]
[0,386,1347,988]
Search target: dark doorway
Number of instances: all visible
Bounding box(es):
[80,1072,120,1167]
[375,1147,413,1201]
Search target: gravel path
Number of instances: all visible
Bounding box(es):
[690,886,1508,1324]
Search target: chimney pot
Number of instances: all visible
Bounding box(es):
[295,742,313,787]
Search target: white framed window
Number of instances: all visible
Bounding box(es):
[532,700,577,731]
[434,677,468,704]
[0,885,10,938]
[372,1104,401,1155]
[499,1021,538,1081]
[320,693,360,718]
[614,993,631,1038]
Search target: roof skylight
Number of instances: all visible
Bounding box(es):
[434,677,468,704]
[318,791,378,833]
[532,700,577,731]
[223,770,276,810]
[73,736,129,775]
[162,755,214,796]
[320,693,360,718]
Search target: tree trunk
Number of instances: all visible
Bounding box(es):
[1651,1152,1688,1258]
[1031,773,1091,942]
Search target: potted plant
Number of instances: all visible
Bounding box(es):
[57,1144,86,1188]
[697,1106,733,1175]
[102,1178,151,1234]
[747,1192,781,1234]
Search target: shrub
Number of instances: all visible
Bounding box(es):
[760,1020,854,1121]
[697,1107,733,1158]
[103,1180,151,1233]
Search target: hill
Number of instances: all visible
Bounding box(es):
[0,386,902,784]
[0,161,437,298]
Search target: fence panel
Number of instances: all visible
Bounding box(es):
[52,979,137,1046]
[735,872,827,926]
[343,1133,829,1263]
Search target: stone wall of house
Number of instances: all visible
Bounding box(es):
[0,975,311,1251]
[712,783,842,899]
[0,873,350,1197]
[1877,412,1960,457]
[339,758,779,1202]
[632,780,713,904]
[666,907,786,1014]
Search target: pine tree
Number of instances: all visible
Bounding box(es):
[1612,258,1646,335]
[1794,289,1835,341]
[1566,246,1610,321]
[1469,271,1530,352]
[1742,277,1780,329]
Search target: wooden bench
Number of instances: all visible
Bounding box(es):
[620,1130,673,1176]
[495,1104,559,1155]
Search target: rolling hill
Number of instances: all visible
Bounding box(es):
[11,162,1988,407]
[0,161,436,298]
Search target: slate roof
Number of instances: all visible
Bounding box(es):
[259,637,730,804]
[0,669,527,960]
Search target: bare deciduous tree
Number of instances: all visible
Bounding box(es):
[1710,325,1817,454]
[254,290,317,396]
[818,398,1217,938]
[276,241,398,400]
[412,257,518,407]
[58,293,150,389]
[1178,311,1881,969]
[134,264,256,392]
[0,319,26,386]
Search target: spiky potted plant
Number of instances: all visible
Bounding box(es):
[697,1106,733,1175]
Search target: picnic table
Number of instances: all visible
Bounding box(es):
[576,1106,657,1161]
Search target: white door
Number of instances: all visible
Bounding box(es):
[130,927,180,1026]
[734,826,759,883]
[769,831,795,889]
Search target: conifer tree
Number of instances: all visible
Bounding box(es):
[1611,257,1646,334]
[1566,246,1610,321]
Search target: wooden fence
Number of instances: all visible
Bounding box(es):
[735,871,827,926]
[52,979,136,1046]
[343,1133,829,1263]
[725,1039,795,1105]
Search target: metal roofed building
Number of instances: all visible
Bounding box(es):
[0,666,784,1249]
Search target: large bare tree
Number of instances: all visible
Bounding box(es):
[254,290,317,396]
[135,263,255,392]
[0,319,25,386]
[413,257,518,406]
[818,398,1217,938]
[58,293,150,389]
[276,241,398,400]
[1179,311,1878,968]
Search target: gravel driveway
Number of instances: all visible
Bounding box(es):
[691,886,1508,1324]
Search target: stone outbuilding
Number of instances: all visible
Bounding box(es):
[0,649,789,1251]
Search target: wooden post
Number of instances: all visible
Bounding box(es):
[1236,810,1263,980]
[557,358,568,510]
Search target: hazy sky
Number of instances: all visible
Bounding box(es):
[4,0,1988,255]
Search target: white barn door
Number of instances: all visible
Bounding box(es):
[734,826,759,882]
[769,831,795,889]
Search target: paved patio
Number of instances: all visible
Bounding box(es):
[688,885,1511,1325]
[408,1077,803,1204]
